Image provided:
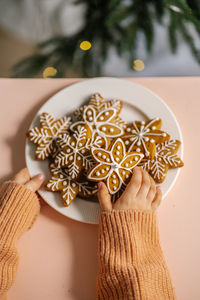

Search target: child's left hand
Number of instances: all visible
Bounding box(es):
[12,168,45,205]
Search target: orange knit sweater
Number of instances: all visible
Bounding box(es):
[0,181,176,299]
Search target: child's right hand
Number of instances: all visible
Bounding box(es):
[98,167,162,211]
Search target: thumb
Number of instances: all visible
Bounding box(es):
[98,182,112,211]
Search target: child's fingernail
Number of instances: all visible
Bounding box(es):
[37,173,44,180]
[98,182,103,190]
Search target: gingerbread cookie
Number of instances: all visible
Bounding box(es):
[77,178,98,198]
[55,125,94,179]
[45,163,98,205]
[27,112,71,160]
[87,138,144,194]
[139,139,184,183]
[122,118,170,159]
[45,164,79,206]
[89,93,123,114]
[71,105,124,149]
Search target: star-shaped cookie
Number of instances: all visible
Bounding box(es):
[122,118,170,159]
[71,105,124,149]
[87,138,144,194]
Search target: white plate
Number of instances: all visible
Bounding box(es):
[25,77,183,224]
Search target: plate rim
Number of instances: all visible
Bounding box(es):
[25,77,184,224]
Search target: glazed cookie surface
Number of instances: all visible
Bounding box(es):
[27,112,71,160]
[122,118,170,159]
[139,139,184,183]
[87,138,144,194]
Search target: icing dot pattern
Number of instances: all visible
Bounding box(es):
[88,138,143,194]
[122,118,170,159]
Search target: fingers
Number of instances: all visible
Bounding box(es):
[124,167,142,196]
[137,168,151,197]
[24,174,45,192]
[151,186,162,210]
[13,168,30,185]
[146,175,156,202]
[98,182,112,211]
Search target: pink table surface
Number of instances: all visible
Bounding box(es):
[0,77,199,300]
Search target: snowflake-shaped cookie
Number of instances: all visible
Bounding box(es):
[45,166,79,206]
[71,105,124,149]
[45,163,98,206]
[140,140,184,183]
[27,112,71,160]
[55,126,94,179]
[87,138,144,194]
[74,93,123,120]
[122,118,170,159]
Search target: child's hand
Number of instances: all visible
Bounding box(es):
[98,167,162,211]
[12,168,44,192]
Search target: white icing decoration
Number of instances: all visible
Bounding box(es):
[113,186,117,190]
[87,110,92,115]
[63,181,67,186]
[150,139,155,143]
[89,117,93,121]
[88,139,143,194]
[162,133,167,137]
[105,111,109,116]
[126,128,131,132]
[116,151,120,155]
[67,149,70,153]
[60,174,64,179]
[100,116,104,120]
[72,183,76,187]
[120,118,168,157]
[112,174,116,178]
[112,180,116,184]
[141,121,145,125]
[96,171,100,176]
[97,152,101,157]
[106,158,110,162]
[29,113,71,160]
[137,141,141,146]
[109,128,114,133]
[140,140,182,181]
[102,155,106,159]
[102,127,106,132]
[116,157,120,162]
[126,174,129,178]
[101,169,105,174]
[78,142,82,147]
[117,145,120,150]
[136,148,140,152]
[130,161,133,164]
[55,126,93,179]
[134,157,138,161]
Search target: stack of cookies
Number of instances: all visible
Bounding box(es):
[27,93,184,207]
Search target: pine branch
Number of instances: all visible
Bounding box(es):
[11,0,200,77]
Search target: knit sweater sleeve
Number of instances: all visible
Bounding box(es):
[96,210,177,300]
[0,181,40,295]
